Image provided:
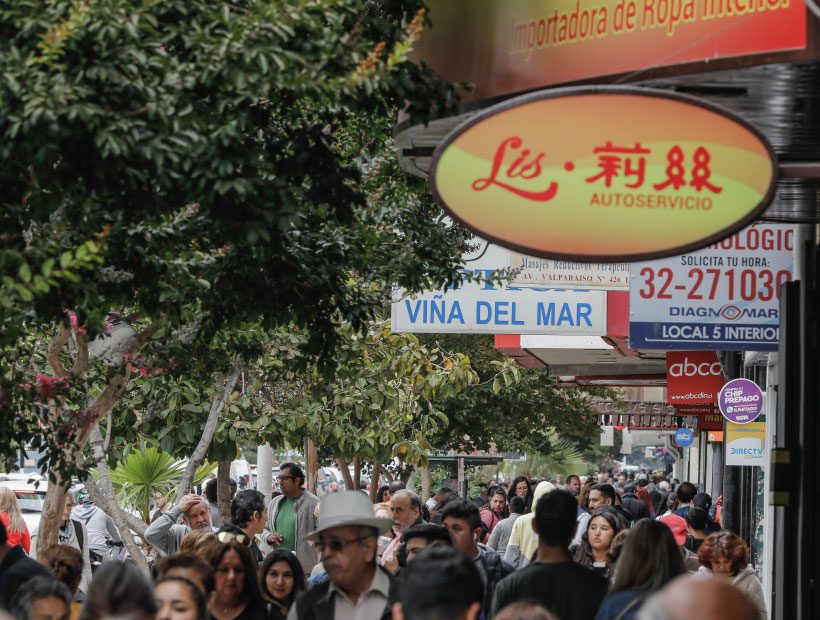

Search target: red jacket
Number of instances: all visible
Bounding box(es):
[0,511,30,554]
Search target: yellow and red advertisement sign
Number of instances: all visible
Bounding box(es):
[414,0,808,100]
[430,87,777,261]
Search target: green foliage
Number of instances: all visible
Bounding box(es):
[420,335,617,457]
[0,0,473,478]
[258,319,481,467]
[104,443,215,523]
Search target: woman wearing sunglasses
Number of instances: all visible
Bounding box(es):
[258,550,307,620]
[205,540,266,620]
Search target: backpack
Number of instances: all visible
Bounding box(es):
[71,519,84,551]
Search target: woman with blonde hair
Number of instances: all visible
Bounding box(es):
[0,487,30,553]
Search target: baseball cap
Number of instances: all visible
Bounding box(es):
[661,514,688,546]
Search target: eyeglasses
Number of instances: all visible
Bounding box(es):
[315,536,368,553]
[217,531,250,546]
[277,476,295,482]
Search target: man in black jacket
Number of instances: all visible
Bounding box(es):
[441,500,513,618]
[621,485,651,521]
[589,483,633,525]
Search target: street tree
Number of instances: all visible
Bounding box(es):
[420,335,617,456]
[1,0,474,552]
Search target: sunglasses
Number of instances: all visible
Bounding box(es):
[316,535,368,553]
[217,531,250,546]
[277,475,296,482]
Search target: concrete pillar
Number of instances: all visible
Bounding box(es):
[258,443,273,503]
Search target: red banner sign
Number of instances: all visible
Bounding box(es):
[666,351,725,403]
[413,1,808,102]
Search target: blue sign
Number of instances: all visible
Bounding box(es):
[628,223,793,351]
[675,428,695,447]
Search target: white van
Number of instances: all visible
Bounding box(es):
[230,459,254,490]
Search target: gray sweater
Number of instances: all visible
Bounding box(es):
[144,506,203,556]
[487,512,521,556]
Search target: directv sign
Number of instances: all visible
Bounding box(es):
[391,245,606,335]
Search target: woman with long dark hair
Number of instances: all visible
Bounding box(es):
[205,540,266,620]
[595,519,686,619]
[573,507,625,578]
[258,550,307,620]
[507,476,534,513]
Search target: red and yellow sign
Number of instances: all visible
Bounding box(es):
[430,87,778,261]
[413,1,808,101]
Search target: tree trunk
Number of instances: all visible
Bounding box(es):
[178,365,241,497]
[420,465,432,503]
[377,463,394,483]
[305,438,318,495]
[336,457,354,491]
[83,476,147,538]
[37,476,69,558]
[217,461,232,525]
[39,320,155,556]
[87,424,150,573]
[353,456,361,491]
[370,460,381,502]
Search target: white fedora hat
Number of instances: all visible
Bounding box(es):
[306,491,394,541]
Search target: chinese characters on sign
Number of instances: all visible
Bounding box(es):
[431,88,777,262]
[472,138,724,207]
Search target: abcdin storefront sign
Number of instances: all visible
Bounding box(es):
[430,87,778,262]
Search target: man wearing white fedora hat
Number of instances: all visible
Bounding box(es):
[287,491,398,620]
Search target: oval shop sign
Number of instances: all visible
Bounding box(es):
[429,86,778,262]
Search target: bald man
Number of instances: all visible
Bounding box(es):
[638,575,761,620]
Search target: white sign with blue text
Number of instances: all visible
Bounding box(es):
[629,223,794,351]
[391,245,606,335]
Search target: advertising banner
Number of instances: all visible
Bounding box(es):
[431,87,778,262]
[413,1,807,102]
[666,351,724,403]
[726,420,766,466]
[718,378,764,424]
[391,244,606,335]
[509,253,630,290]
[629,223,793,350]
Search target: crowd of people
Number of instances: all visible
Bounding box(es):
[0,464,767,620]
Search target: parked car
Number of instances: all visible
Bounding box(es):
[317,467,344,496]
[0,473,47,533]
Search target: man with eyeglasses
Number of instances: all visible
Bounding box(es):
[264,462,319,574]
[287,491,396,620]
[144,493,216,556]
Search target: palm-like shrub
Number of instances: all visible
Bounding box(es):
[103,443,215,523]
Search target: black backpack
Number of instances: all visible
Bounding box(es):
[71,519,84,551]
